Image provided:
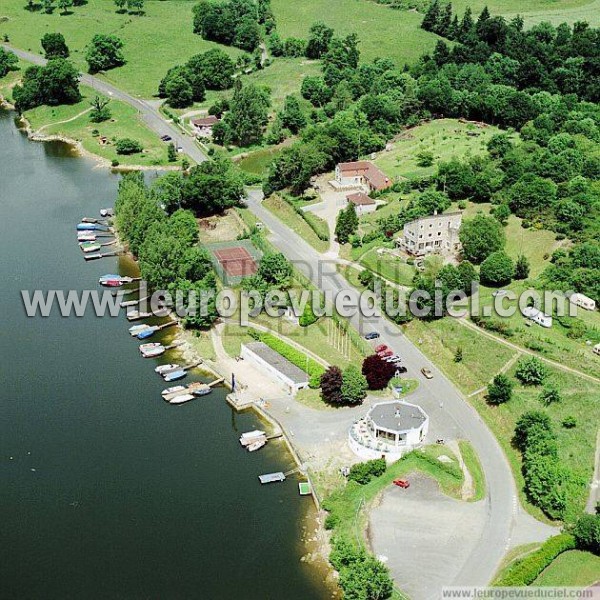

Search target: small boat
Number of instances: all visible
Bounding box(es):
[77,222,106,231]
[247,439,266,452]
[189,383,211,396]
[155,363,180,375]
[100,208,113,217]
[163,369,186,382]
[137,326,159,340]
[139,343,165,358]
[129,324,151,336]
[127,311,152,322]
[99,275,134,287]
[162,385,186,399]
[240,430,266,446]
[169,393,195,405]
[80,242,101,253]
[77,233,96,242]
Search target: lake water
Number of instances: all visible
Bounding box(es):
[0,110,328,600]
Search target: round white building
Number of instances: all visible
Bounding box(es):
[349,400,429,462]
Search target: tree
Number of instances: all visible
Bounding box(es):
[348,459,386,485]
[305,21,334,59]
[341,364,368,405]
[233,15,260,51]
[335,203,358,244]
[224,83,271,146]
[114,0,127,12]
[187,48,235,91]
[539,384,561,406]
[320,365,343,404]
[42,0,55,14]
[573,514,600,555]
[514,254,530,280]
[454,346,463,363]
[514,410,553,452]
[0,48,18,78]
[257,252,292,288]
[127,0,144,14]
[301,75,332,107]
[362,354,396,390]
[181,156,244,216]
[115,138,143,155]
[279,95,306,134]
[515,356,548,386]
[459,214,505,263]
[41,33,70,59]
[480,251,514,286]
[508,174,557,219]
[487,373,513,404]
[338,555,394,600]
[85,34,125,74]
[167,143,177,163]
[57,0,73,14]
[166,74,194,108]
[89,95,111,122]
[493,203,511,226]
[421,0,440,32]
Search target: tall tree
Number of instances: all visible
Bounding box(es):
[85,34,125,74]
[41,33,70,59]
[224,83,271,146]
[305,21,334,59]
[320,366,343,404]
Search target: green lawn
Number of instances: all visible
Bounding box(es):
[271,0,441,66]
[24,84,175,166]
[237,145,285,176]
[359,247,416,287]
[263,194,330,253]
[534,550,600,586]
[458,440,486,502]
[0,60,26,102]
[0,0,241,98]
[184,328,216,362]
[405,316,600,522]
[375,119,504,181]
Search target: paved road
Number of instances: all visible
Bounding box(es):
[2,45,209,164]
[244,188,537,592]
[4,43,546,591]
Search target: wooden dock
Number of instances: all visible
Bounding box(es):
[84,250,122,261]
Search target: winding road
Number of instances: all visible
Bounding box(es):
[3,43,553,594]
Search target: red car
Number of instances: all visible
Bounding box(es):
[393,479,410,489]
[375,344,389,353]
[378,349,394,358]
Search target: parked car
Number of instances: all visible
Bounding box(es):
[160,135,172,142]
[378,349,394,358]
[393,479,410,489]
[375,344,389,353]
[385,355,401,362]
[421,367,433,379]
[364,331,380,340]
[395,365,408,374]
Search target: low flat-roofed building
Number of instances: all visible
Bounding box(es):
[398,212,462,257]
[349,400,429,462]
[191,115,219,138]
[241,342,309,394]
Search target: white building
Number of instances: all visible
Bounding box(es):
[348,400,429,462]
[522,306,553,328]
[568,293,596,311]
[398,212,462,257]
[191,115,219,138]
[333,161,392,192]
[346,191,377,215]
[240,342,309,395]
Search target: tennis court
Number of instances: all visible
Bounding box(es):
[206,239,262,285]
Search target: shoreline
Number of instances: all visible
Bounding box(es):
[0,101,179,172]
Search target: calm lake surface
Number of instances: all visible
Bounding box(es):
[0,110,328,600]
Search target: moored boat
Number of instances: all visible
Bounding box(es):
[129,324,151,336]
[189,382,211,396]
[100,208,113,217]
[80,242,101,253]
[99,275,134,287]
[169,393,195,405]
[137,326,159,340]
[77,222,106,231]
[139,342,165,358]
[127,310,152,321]
[239,430,266,446]
[77,233,96,242]
[163,369,186,382]
[247,439,266,452]
[161,385,186,400]
[155,363,180,375]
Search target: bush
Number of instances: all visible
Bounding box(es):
[324,513,340,530]
[348,458,386,485]
[362,354,396,390]
[115,138,143,155]
[515,356,548,386]
[495,534,576,586]
[573,514,600,555]
[562,416,577,428]
[487,373,513,404]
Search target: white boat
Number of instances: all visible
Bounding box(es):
[129,324,151,336]
[190,383,211,396]
[247,439,266,452]
[155,363,180,375]
[139,343,165,358]
[239,430,266,446]
[100,208,113,217]
[127,311,152,322]
[77,234,96,242]
[162,386,186,400]
[80,243,101,253]
[169,393,195,405]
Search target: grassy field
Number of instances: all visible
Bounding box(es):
[458,440,486,502]
[359,247,415,286]
[184,328,216,362]
[237,144,285,175]
[375,119,503,181]
[263,194,330,253]
[405,316,600,522]
[271,0,441,66]
[23,84,174,166]
[0,0,241,98]
[534,550,600,586]
[501,0,600,26]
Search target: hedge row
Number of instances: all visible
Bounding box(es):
[494,534,576,586]
[250,330,326,387]
[282,195,330,241]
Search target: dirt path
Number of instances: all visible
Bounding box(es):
[457,318,600,385]
[586,428,600,514]
[448,440,475,501]
[36,107,92,133]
